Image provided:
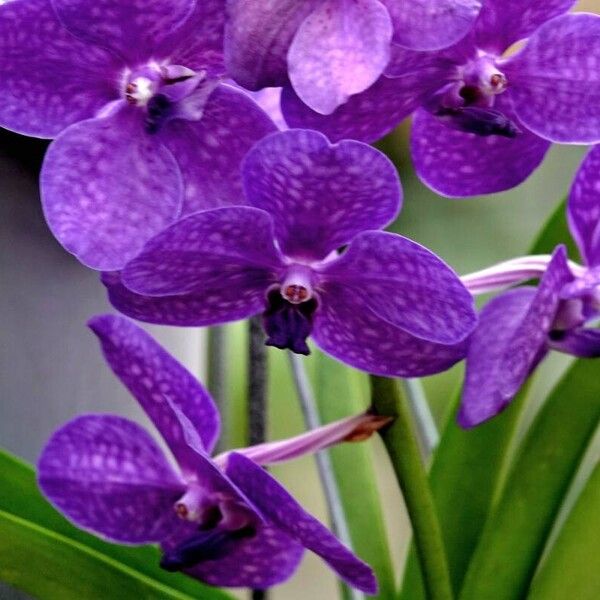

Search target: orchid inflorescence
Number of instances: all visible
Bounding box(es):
[2,0,600,594]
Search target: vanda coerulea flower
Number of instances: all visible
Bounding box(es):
[459,146,600,427]
[282,1,600,197]
[39,314,386,591]
[226,0,481,115]
[0,0,275,270]
[103,129,477,377]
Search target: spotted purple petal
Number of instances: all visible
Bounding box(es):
[287,0,392,115]
[225,0,318,90]
[504,13,600,143]
[242,130,401,261]
[281,45,450,143]
[226,453,377,594]
[549,328,600,358]
[381,0,480,50]
[473,0,576,54]
[498,247,574,397]
[567,146,600,267]
[0,0,121,137]
[161,85,276,215]
[313,282,468,377]
[38,415,185,543]
[460,246,573,427]
[51,0,195,63]
[88,314,221,458]
[459,287,537,428]
[322,231,476,344]
[560,266,600,300]
[41,108,183,270]
[155,0,227,74]
[122,207,282,299]
[102,271,268,327]
[410,100,551,197]
[164,520,304,588]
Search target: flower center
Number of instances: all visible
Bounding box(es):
[121,63,211,134]
[261,265,319,355]
[163,488,257,571]
[160,525,257,571]
[427,53,517,138]
[123,65,162,106]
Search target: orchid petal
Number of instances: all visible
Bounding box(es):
[568,146,600,267]
[121,207,282,303]
[560,266,600,300]
[163,520,304,588]
[226,453,378,594]
[282,44,450,143]
[498,246,574,397]
[287,0,392,115]
[156,0,227,74]
[161,85,276,215]
[102,271,267,327]
[242,130,401,261]
[313,282,468,377]
[473,0,575,54]
[411,102,551,197]
[459,288,537,428]
[225,0,318,89]
[322,231,476,344]
[504,13,600,144]
[549,328,600,358]
[41,108,182,270]
[88,314,221,458]
[38,415,184,543]
[460,246,573,427]
[0,0,120,137]
[381,0,480,51]
[51,0,195,63]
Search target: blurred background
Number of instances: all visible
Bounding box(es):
[1,1,599,597]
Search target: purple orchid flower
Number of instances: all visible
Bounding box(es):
[282,2,600,197]
[225,0,481,115]
[0,0,276,270]
[38,314,384,591]
[102,129,477,377]
[459,146,600,427]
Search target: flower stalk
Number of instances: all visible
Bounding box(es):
[370,375,453,600]
[207,325,228,452]
[247,316,268,600]
[287,353,364,600]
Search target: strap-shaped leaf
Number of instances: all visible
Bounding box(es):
[459,359,600,600]
[313,351,396,600]
[0,509,193,599]
[399,383,529,599]
[0,449,232,600]
[527,462,600,599]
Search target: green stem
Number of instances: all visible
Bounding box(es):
[370,375,453,600]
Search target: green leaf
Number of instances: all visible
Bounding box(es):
[0,449,232,600]
[529,197,579,259]
[0,509,192,600]
[458,359,600,600]
[528,462,600,600]
[398,382,530,600]
[313,352,396,600]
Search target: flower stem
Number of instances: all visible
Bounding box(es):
[247,316,268,600]
[370,375,453,600]
[401,378,439,460]
[207,326,227,452]
[288,352,364,600]
[247,317,268,447]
